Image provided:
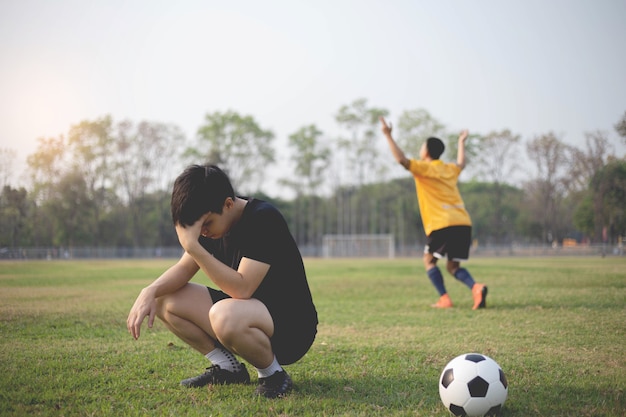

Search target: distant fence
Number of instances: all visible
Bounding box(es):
[0,247,184,260]
[322,234,395,258]
[395,243,623,258]
[471,244,623,258]
[0,243,623,260]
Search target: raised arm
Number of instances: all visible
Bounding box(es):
[175,213,269,300]
[380,117,410,169]
[457,129,469,170]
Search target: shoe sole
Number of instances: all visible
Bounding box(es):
[473,286,488,310]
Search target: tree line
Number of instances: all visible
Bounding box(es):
[1,99,625,254]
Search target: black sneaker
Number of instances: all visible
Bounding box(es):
[180,364,250,387]
[254,370,293,398]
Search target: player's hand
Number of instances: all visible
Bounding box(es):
[127,288,157,340]
[459,129,469,143]
[175,217,204,252]
[380,117,393,136]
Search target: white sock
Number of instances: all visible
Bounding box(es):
[205,347,241,372]
[256,355,283,378]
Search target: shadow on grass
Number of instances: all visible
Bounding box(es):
[291,374,444,413]
[479,301,624,311]
[289,372,624,416]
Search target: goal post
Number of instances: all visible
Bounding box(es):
[322,234,395,258]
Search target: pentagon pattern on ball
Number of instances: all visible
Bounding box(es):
[467,376,489,397]
[465,354,487,363]
[441,368,454,388]
[449,404,466,416]
[499,369,508,389]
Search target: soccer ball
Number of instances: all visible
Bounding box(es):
[439,353,508,417]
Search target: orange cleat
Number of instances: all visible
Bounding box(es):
[472,284,488,310]
[431,293,453,308]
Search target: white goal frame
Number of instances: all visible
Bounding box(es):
[322,234,395,258]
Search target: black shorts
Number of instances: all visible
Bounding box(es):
[207,287,316,365]
[425,225,472,261]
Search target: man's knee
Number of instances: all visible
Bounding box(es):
[209,299,273,346]
[446,261,460,275]
[423,252,437,269]
[155,294,186,327]
[209,301,242,343]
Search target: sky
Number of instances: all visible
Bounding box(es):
[1,0,625,192]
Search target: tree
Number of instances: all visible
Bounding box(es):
[334,98,388,234]
[113,120,186,246]
[460,181,524,246]
[193,110,275,193]
[395,109,446,160]
[132,190,179,248]
[145,189,179,247]
[45,170,95,248]
[524,133,572,244]
[474,130,521,185]
[67,116,116,244]
[0,185,32,248]
[567,130,614,193]
[26,135,67,246]
[286,125,330,194]
[26,135,67,203]
[473,130,521,244]
[615,111,626,145]
[573,193,594,238]
[589,160,626,243]
[282,124,331,250]
[0,148,17,188]
[335,98,389,185]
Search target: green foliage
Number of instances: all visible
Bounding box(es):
[285,124,330,193]
[1,258,625,416]
[573,192,595,237]
[396,109,446,159]
[0,185,32,247]
[615,111,626,140]
[3,105,625,250]
[335,98,389,186]
[460,182,524,245]
[17,117,185,249]
[591,160,626,238]
[194,110,275,194]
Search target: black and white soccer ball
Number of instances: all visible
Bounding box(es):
[439,353,508,417]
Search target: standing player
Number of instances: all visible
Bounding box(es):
[379,117,487,309]
[127,165,318,398]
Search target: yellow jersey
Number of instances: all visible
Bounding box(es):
[408,159,472,236]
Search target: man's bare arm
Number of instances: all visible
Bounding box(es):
[127,253,199,339]
[457,129,469,170]
[176,219,269,299]
[380,117,410,169]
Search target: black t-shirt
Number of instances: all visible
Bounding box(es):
[199,198,318,340]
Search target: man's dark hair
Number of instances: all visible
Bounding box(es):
[171,165,235,226]
[426,137,445,160]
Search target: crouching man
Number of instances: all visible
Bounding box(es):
[127,165,318,398]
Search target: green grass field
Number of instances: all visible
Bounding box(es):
[0,257,624,417]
